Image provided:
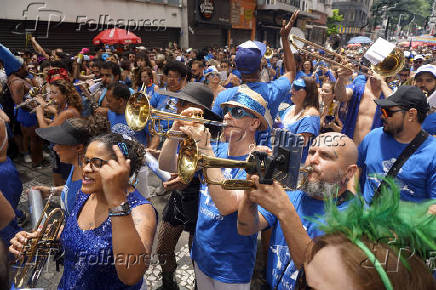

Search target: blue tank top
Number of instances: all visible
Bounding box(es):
[59,189,152,289]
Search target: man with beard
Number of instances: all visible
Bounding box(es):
[414,64,436,135]
[238,132,358,289]
[358,86,436,204]
[191,60,205,83]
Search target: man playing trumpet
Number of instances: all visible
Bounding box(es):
[238,132,358,289]
[159,86,272,289]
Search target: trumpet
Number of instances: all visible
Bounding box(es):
[125,84,226,137]
[177,137,313,190]
[13,191,64,288]
[74,78,102,87]
[264,47,273,59]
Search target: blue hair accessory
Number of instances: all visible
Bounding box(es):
[117,142,129,156]
[292,78,306,88]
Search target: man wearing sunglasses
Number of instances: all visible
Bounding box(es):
[161,86,271,289]
[212,11,299,130]
[358,86,436,205]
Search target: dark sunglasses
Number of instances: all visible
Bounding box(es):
[293,85,306,91]
[381,107,404,118]
[222,106,255,119]
[82,156,109,169]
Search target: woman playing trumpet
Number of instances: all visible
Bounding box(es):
[35,79,83,186]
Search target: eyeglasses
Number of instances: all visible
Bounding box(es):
[82,156,109,169]
[381,107,404,118]
[222,106,255,119]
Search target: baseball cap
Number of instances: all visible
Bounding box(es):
[415,64,436,78]
[235,40,267,74]
[36,119,90,145]
[414,54,424,61]
[374,86,430,113]
[0,43,24,76]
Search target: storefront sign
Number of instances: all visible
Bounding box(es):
[199,0,215,20]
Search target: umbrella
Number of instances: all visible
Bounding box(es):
[348,36,372,44]
[347,43,361,48]
[412,35,436,44]
[93,28,141,45]
[399,41,436,48]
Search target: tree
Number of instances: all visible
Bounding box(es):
[327,9,344,36]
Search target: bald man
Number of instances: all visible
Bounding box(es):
[237,132,358,289]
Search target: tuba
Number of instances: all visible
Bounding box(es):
[13,191,65,288]
[177,135,313,190]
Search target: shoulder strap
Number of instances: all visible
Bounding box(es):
[372,130,429,204]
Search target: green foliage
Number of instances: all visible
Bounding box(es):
[327,9,344,36]
[372,0,432,27]
[315,178,436,260]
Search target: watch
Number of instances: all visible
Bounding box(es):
[108,201,131,217]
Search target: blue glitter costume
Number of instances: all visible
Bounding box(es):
[58,189,152,289]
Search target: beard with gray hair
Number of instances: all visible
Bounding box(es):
[299,168,345,199]
[300,180,340,199]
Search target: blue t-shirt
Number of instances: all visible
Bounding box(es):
[282,107,320,163]
[358,127,436,204]
[422,112,436,135]
[107,110,147,145]
[0,157,22,244]
[259,190,350,290]
[60,166,82,216]
[149,89,178,131]
[295,71,312,79]
[191,142,258,283]
[212,76,292,123]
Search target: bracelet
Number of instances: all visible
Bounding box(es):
[49,186,56,196]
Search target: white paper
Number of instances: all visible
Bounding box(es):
[363,38,395,65]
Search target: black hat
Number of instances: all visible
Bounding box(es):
[374,86,430,113]
[36,119,89,145]
[156,83,221,122]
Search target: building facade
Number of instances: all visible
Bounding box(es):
[0,0,182,51]
[332,0,372,42]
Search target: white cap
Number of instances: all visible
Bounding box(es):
[414,54,424,60]
[415,64,436,78]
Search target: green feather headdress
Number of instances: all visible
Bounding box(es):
[315,178,436,290]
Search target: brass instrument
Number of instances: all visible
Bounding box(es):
[74,78,102,87]
[289,34,405,77]
[177,137,313,190]
[125,84,226,136]
[264,47,273,59]
[13,194,65,288]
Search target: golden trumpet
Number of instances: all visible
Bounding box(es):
[177,137,313,190]
[125,84,226,137]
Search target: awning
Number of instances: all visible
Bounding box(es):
[305,24,328,30]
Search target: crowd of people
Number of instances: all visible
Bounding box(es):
[0,10,435,290]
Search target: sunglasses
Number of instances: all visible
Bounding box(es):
[293,85,306,91]
[222,106,255,119]
[381,107,404,118]
[82,156,109,169]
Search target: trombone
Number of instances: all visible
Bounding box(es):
[289,34,405,78]
[177,137,313,190]
[125,84,226,138]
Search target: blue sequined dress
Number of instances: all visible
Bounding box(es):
[58,189,152,289]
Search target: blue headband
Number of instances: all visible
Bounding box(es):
[292,78,306,88]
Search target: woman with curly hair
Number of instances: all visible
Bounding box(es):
[35,79,83,185]
[10,133,157,289]
[35,79,83,128]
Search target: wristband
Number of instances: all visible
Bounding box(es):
[108,201,131,217]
